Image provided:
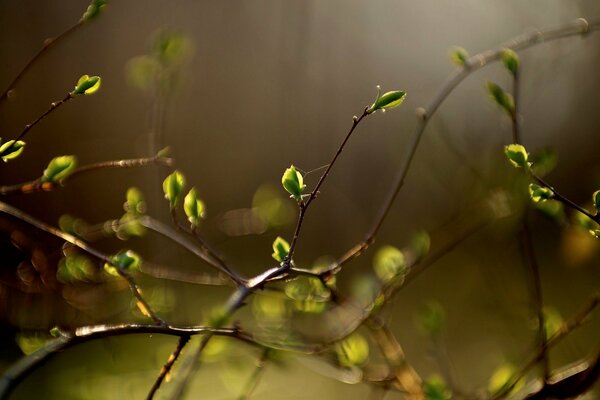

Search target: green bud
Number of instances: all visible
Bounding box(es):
[124,187,146,215]
[504,144,529,168]
[367,86,407,114]
[73,75,101,95]
[592,190,600,212]
[184,187,206,227]
[162,170,185,209]
[281,165,305,201]
[589,229,600,239]
[424,375,452,400]
[271,236,290,263]
[486,81,514,116]
[373,245,406,282]
[501,48,519,76]
[335,333,369,368]
[42,155,77,182]
[82,0,108,22]
[0,140,25,162]
[448,46,469,67]
[528,183,553,203]
[104,249,141,276]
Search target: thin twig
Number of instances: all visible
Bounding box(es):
[0,22,83,105]
[147,335,191,400]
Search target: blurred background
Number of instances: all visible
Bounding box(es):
[0,0,599,398]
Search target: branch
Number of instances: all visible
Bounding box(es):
[146,335,190,400]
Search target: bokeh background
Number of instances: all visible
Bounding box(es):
[0,1,599,398]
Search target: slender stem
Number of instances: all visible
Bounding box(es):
[0,200,165,325]
[147,335,191,400]
[0,22,83,105]
[511,68,521,144]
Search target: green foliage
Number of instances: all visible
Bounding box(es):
[42,155,77,182]
[81,0,108,22]
[72,75,101,95]
[124,187,146,215]
[103,249,141,276]
[448,46,469,67]
[501,48,519,76]
[0,140,25,162]
[57,253,97,283]
[373,245,406,282]
[504,144,529,169]
[162,170,185,209]
[367,86,407,114]
[281,165,305,201]
[335,333,369,368]
[271,236,290,263]
[424,375,451,400]
[183,187,206,227]
[284,276,330,313]
[528,183,553,203]
[485,81,514,116]
[417,301,445,337]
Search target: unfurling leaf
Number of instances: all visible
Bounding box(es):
[124,187,146,215]
[448,46,469,67]
[281,165,305,201]
[486,81,514,116]
[335,333,369,367]
[373,245,406,282]
[528,183,553,203]
[104,249,141,276]
[184,187,206,227]
[42,155,77,182]
[501,48,519,76]
[162,170,185,209]
[73,75,101,95]
[0,140,25,162]
[592,190,600,212]
[504,144,529,169]
[367,86,407,114]
[271,236,290,263]
[81,0,108,22]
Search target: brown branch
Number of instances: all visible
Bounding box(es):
[146,335,190,400]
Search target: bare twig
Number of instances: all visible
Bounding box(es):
[147,335,191,400]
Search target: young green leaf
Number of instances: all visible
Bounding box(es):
[335,333,369,368]
[0,140,25,162]
[373,245,406,282]
[124,187,146,215]
[592,190,600,212]
[486,81,514,116]
[281,165,305,201]
[448,46,469,67]
[272,236,290,263]
[184,187,206,227]
[504,144,529,168]
[528,183,553,203]
[162,170,185,209]
[81,0,108,22]
[42,155,77,182]
[501,48,519,76]
[424,375,451,400]
[367,86,407,114]
[73,75,101,95]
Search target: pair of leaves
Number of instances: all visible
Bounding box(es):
[163,170,206,226]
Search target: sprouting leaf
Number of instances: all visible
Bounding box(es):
[367,86,407,114]
[448,46,469,67]
[0,140,25,162]
[424,375,452,400]
[124,187,146,215]
[528,183,553,203]
[81,0,108,22]
[417,301,445,337]
[504,144,529,169]
[486,81,514,116]
[271,236,290,263]
[284,276,330,314]
[184,187,206,227]
[117,212,146,239]
[281,165,305,201]
[104,249,141,276]
[501,48,519,76]
[162,170,185,209]
[335,333,369,368]
[592,190,600,212]
[42,155,77,182]
[73,75,101,95]
[57,253,96,283]
[373,245,406,282]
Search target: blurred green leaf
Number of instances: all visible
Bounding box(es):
[252,184,295,229]
[82,0,108,22]
[104,249,141,276]
[252,294,288,320]
[272,236,290,263]
[448,46,469,67]
[16,333,51,355]
[57,253,97,283]
[373,245,406,282]
[593,190,600,212]
[285,276,330,314]
[531,147,557,177]
[488,363,522,395]
[486,81,514,116]
[0,140,25,162]
[542,307,563,339]
[124,187,146,215]
[411,230,431,260]
[335,333,369,368]
[424,375,451,400]
[162,170,185,209]
[152,30,192,66]
[417,301,445,337]
[126,55,158,91]
[501,48,519,76]
[42,155,77,182]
